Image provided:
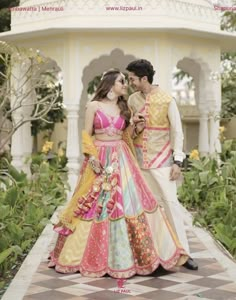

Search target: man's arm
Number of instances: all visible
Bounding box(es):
[128,95,146,138]
[168,99,186,163]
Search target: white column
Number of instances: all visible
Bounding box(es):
[209,77,221,154]
[65,105,80,197]
[11,117,33,175]
[62,38,82,197]
[11,113,24,170]
[10,60,24,170]
[157,39,172,92]
[198,112,209,156]
[21,90,35,175]
[11,60,34,176]
[11,119,32,176]
[21,124,33,176]
[209,111,221,154]
[182,121,187,152]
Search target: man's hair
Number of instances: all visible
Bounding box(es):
[126,59,155,84]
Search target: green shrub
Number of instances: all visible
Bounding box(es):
[0,157,68,295]
[178,139,236,258]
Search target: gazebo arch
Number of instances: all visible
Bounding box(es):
[78,48,137,142]
[173,55,221,155]
[61,48,137,194]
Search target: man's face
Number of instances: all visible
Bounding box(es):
[128,71,145,91]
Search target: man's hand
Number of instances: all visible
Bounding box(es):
[133,113,145,123]
[136,120,145,133]
[132,113,145,134]
[170,164,181,181]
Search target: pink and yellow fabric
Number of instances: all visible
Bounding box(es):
[49,127,188,278]
[128,88,173,169]
[93,108,125,136]
[54,131,98,233]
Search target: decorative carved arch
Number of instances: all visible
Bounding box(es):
[78,48,136,125]
[175,56,215,112]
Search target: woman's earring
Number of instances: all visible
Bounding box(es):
[107,89,114,100]
[107,89,116,101]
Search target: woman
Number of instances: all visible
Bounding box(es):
[48,69,188,278]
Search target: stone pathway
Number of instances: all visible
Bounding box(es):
[2,207,236,300]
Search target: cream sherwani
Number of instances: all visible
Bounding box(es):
[128,87,190,255]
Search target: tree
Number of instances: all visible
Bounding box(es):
[0,0,20,33]
[0,2,66,153]
[173,8,236,119]
[220,0,236,32]
[0,41,62,153]
[31,81,66,150]
[221,53,236,118]
[220,2,236,119]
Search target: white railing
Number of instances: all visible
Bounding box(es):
[172,87,196,106]
[178,105,199,119]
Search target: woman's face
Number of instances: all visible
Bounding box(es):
[112,73,127,96]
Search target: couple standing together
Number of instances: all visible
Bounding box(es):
[48,59,198,278]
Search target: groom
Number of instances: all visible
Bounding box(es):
[126,59,198,270]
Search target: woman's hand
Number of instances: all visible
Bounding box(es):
[88,156,103,174]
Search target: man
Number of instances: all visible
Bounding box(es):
[126,59,198,270]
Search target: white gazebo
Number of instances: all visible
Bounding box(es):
[0,0,236,192]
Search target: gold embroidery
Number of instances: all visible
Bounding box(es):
[129,89,172,169]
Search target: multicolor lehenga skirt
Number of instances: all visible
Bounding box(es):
[48,139,188,278]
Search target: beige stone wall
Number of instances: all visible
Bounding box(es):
[37,120,67,152]
[224,117,236,139]
[183,121,199,153]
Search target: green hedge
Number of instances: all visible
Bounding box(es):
[0,157,68,296]
[178,139,236,258]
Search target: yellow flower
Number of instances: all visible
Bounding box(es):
[219,126,225,134]
[41,141,53,154]
[58,148,64,158]
[189,149,200,160]
[41,145,48,153]
[219,126,226,142]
